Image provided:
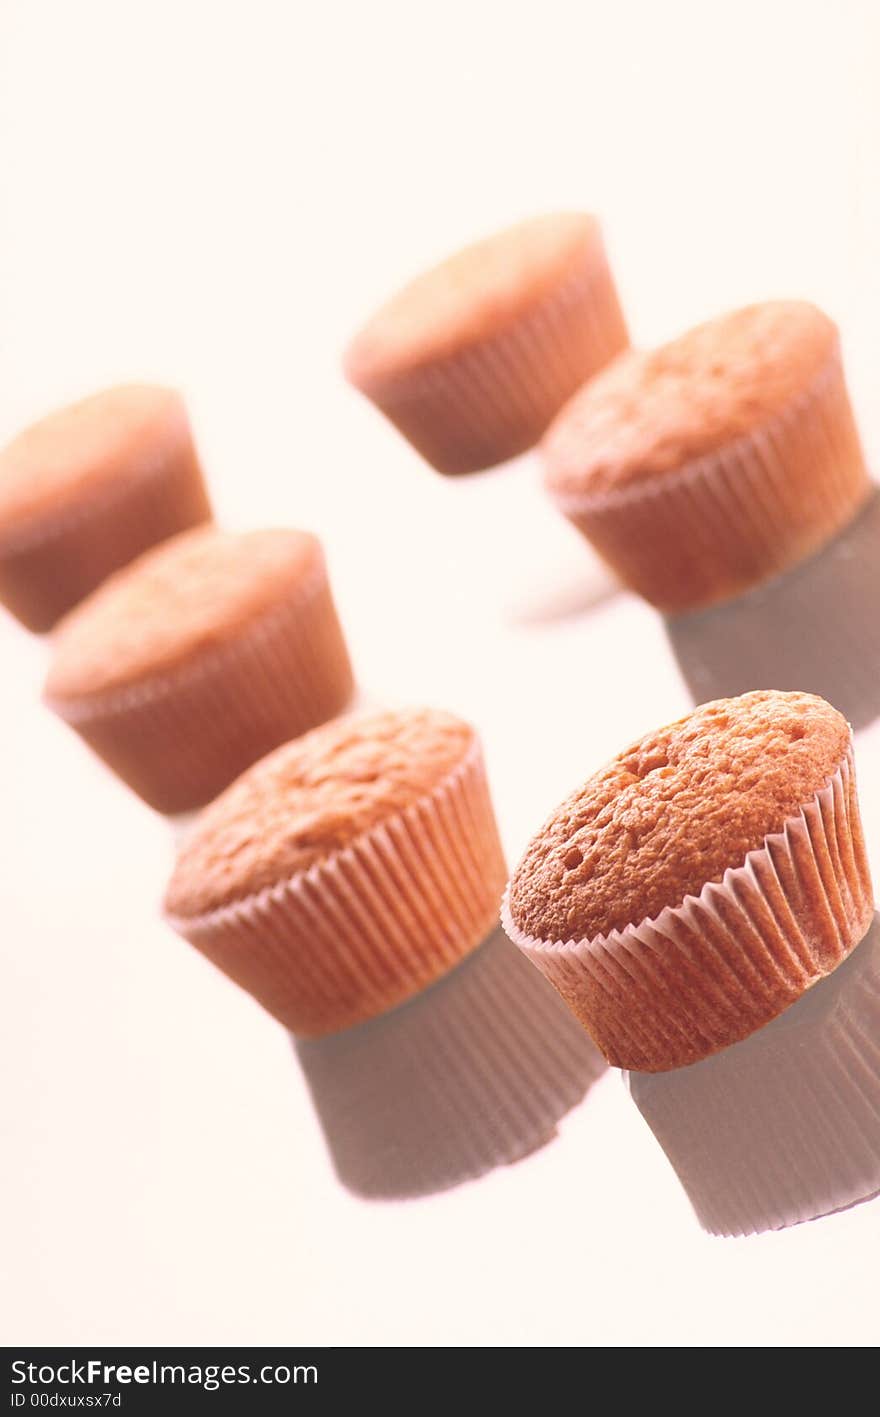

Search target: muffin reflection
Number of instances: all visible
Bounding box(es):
[666,488,880,731]
[296,926,607,1200]
[626,914,880,1236]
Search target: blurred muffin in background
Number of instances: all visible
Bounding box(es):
[165,706,508,1034]
[344,213,628,475]
[543,301,870,612]
[0,385,212,631]
[44,525,354,812]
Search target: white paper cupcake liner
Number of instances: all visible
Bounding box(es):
[0,414,211,631]
[167,735,509,1035]
[45,550,354,812]
[366,240,628,474]
[549,344,871,613]
[626,913,880,1236]
[296,923,607,1199]
[501,742,874,1072]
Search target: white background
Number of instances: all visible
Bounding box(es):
[2,0,880,1347]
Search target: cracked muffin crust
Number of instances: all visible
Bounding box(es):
[165,707,476,918]
[509,690,850,943]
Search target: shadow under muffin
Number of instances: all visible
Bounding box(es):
[295,926,607,1200]
[666,487,880,731]
[626,913,880,1237]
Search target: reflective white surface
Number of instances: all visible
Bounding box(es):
[2,0,880,1348]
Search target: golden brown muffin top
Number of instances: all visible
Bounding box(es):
[165,707,476,918]
[508,690,849,943]
[0,385,190,531]
[45,526,321,701]
[544,301,837,498]
[344,213,601,388]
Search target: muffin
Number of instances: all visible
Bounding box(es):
[502,690,874,1071]
[627,913,880,1236]
[164,707,508,1035]
[0,385,212,630]
[344,213,628,475]
[543,301,870,612]
[44,526,354,812]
